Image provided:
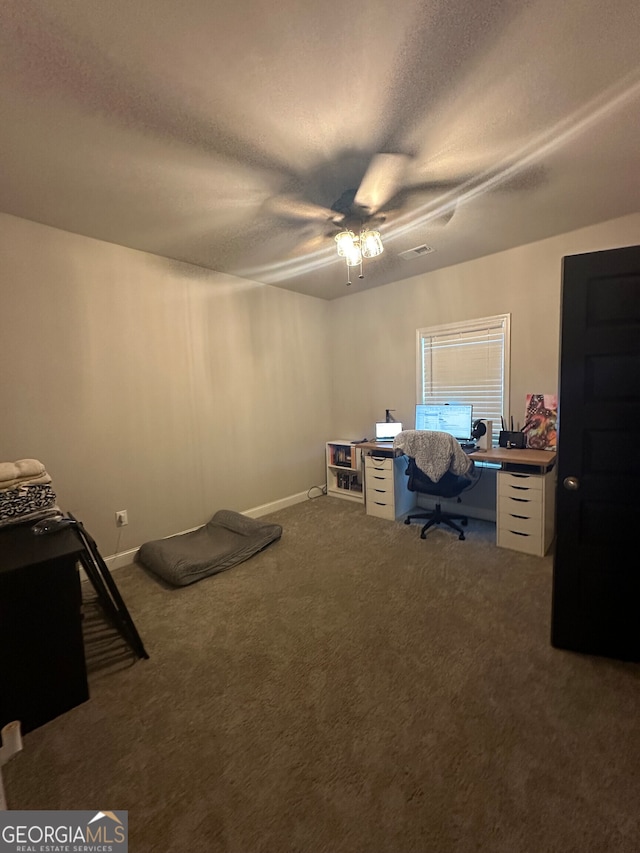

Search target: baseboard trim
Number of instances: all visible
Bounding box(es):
[104,548,141,572]
[241,490,309,519]
[101,490,310,572]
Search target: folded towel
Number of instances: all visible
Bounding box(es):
[0,483,58,521]
[0,505,62,530]
[0,458,51,491]
[0,459,46,483]
[0,472,52,492]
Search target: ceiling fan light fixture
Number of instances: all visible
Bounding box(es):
[335,230,362,266]
[360,229,383,258]
[335,230,356,257]
[345,243,363,267]
[335,224,384,284]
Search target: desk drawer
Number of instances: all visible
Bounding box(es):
[497,526,543,555]
[367,481,394,502]
[499,472,543,493]
[366,497,396,521]
[498,494,542,520]
[499,512,541,537]
[366,455,393,472]
[367,468,394,487]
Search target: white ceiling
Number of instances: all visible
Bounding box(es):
[1,0,638,300]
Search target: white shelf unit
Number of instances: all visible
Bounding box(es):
[496,469,556,556]
[326,441,364,503]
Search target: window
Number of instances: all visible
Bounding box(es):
[416,314,510,444]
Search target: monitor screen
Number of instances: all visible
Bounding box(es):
[415,403,473,441]
[375,422,403,440]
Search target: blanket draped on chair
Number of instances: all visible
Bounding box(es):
[393,430,473,481]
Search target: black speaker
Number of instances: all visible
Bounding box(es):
[498,430,526,449]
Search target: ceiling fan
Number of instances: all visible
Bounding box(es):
[265,153,456,284]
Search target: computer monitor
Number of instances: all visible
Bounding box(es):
[375,422,403,441]
[415,403,473,442]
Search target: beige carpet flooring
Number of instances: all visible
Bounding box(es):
[5,496,640,853]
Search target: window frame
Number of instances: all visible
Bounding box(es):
[415,314,511,441]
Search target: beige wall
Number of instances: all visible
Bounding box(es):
[1,211,637,554]
[0,213,331,556]
[328,213,640,438]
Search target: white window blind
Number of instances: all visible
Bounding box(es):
[416,315,510,442]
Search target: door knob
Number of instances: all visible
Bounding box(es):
[563,476,580,491]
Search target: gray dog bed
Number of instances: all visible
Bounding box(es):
[137,509,282,587]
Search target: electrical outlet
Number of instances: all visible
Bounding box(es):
[115,510,128,527]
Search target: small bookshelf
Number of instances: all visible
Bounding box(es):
[326,441,364,503]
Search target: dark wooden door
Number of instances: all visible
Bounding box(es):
[551,244,640,660]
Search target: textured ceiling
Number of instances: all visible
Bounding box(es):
[0,0,638,300]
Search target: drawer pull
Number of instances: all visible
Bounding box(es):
[510,497,531,503]
[509,530,530,537]
[509,514,529,519]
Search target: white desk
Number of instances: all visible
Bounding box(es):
[469,447,557,556]
[468,446,556,473]
[360,442,557,555]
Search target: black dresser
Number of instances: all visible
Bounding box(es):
[0,522,89,733]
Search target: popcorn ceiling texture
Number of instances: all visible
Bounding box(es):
[0,0,638,299]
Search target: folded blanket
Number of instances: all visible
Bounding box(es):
[0,505,62,530]
[393,430,472,482]
[0,472,52,491]
[0,482,58,521]
[0,458,51,491]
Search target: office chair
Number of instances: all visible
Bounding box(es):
[393,430,476,541]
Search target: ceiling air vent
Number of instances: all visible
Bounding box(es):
[398,244,436,261]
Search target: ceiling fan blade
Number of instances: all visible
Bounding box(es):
[381,179,471,211]
[380,202,456,233]
[265,194,344,223]
[354,154,410,215]
[287,231,336,258]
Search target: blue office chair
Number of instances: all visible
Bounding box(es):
[393,430,476,541]
[403,460,475,540]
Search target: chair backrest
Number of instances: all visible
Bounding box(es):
[405,458,473,498]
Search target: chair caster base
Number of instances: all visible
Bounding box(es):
[404,506,469,542]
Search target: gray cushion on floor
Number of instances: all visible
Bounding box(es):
[137,509,282,586]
